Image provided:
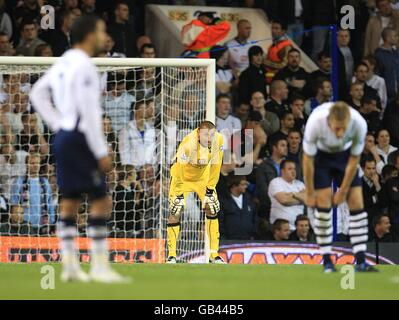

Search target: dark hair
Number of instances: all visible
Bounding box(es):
[382,164,398,181]
[317,51,331,61]
[360,155,376,169]
[280,159,296,171]
[280,110,294,121]
[0,31,8,38]
[354,62,369,73]
[289,94,305,105]
[216,93,230,103]
[295,214,309,226]
[20,18,36,32]
[115,0,129,10]
[271,19,287,31]
[70,14,101,46]
[140,43,156,55]
[272,219,289,232]
[270,136,287,152]
[363,55,377,67]
[228,175,247,189]
[34,43,52,56]
[132,100,146,111]
[288,128,302,137]
[382,27,395,42]
[210,45,227,61]
[313,77,330,93]
[361,95,377,106]
[373,214,389,228]
[288,48,300,56]
[248,45,263,61]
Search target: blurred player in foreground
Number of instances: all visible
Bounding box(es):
[30,15,127,283]
[167,121,225,264]
[303,102,378,273]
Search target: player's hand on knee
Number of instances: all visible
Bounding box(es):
[169,194,185,216]
[333,189,348,206]
[204,188,220,215]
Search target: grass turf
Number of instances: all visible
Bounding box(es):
[0,263,398,300]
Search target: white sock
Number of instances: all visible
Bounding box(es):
[88,218,109,273]
[314,208,333,255]
[57,218,79,272]
[349,210,369,254]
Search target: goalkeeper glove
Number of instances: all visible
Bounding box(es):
[169,194,185,216]
[203,188,220,215]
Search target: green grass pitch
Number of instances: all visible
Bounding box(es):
[1,263,399,300]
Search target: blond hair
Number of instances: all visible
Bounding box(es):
[328,102,350,122]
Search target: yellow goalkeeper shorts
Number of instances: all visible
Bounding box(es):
[169,175,207,203]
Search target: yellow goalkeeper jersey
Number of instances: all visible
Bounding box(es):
[170,128,224,192]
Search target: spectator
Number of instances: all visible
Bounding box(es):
[256,137,288,219]
[305,51,331,98]
[268,159,306,230]
[140,43,156,58]
[286,128,303,176]
[103,34,126,58]
[136,36,152,55]
[234,102,250,128]
[10,153,55,235]
[111,165,144,238]
[364,0,399,56]
[374,27,399,101]
[180,11,230,59]
[80,0,97,15]
[118,100,157,168]
[376,128,398,163]
[290,95,307,132]
[238,45,267,104]
[362,55,388,114]
[352,62,380,103]
[103,115,118,162]
[231,111,267,167]
[384,172,399,238]
[0,0,12,39]
[265,80,290,117]
[0,202,30,236]
[370,214,397,242]
[361,132,385,174]
[62,0,79,11]
[103,74,135,132]
[362,157,384,228]
[359,96,382,134]
[384,92,399,147]
[269,111,295,143]
[226,19,253,73]
[13,0,42,29]
[107,1,138,57]
[304,78,332,116]
[274,48,309,95]
[15,112,49,157]
[289,215,315,242]
[337,29,354,100]
[267,0,305,46]
[219,176,258,240]
[264,20,293,84]
[0,32,15,56]
[46,10,76,57]
[16,19,47,57]
[270,219,291,241]
[34,43,53,57]
[215,94,241,137]
[211,45,234,95]
[347,82,364,110]
[250,91,279,137]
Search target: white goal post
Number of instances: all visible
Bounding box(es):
[0,56,215,264]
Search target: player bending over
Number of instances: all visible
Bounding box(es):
[30,15,126,283]
[167,121,225,264]
[303,102,378,273]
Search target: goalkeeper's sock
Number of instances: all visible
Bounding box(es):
[88,217,109,273]
[167,222,180,258]
[57,217,79,272]
[206,216,220,260]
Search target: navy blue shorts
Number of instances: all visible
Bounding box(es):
[53,130,107,200]
[314,149,362,190]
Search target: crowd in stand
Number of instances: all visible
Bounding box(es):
[0,0,398,245]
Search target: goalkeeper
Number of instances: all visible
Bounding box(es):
[167,121,225,264]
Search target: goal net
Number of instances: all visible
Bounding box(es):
[0,57,215,264]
